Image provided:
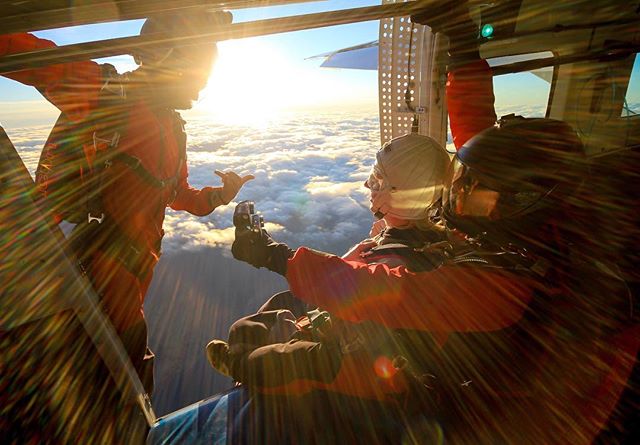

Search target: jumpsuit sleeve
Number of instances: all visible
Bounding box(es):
[0,33,102,121]
[286,247,534,333]
[169,159,219,216]
[447,59,497,149]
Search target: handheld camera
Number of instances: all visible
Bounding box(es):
[233,200,264,235]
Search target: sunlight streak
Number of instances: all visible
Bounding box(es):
[195,39,294,126]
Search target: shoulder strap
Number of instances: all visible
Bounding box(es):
[365,242,445,272]
[170,110,187,165]
[446,242,552,280]
[85,70,187,222]
[84,65,129,224]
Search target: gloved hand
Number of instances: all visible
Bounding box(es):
[411,1,479,63]
[232,229,294,276]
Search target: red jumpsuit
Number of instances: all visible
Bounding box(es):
[287,60,504,334]
[284,60,639,443]
[1,33,220,372]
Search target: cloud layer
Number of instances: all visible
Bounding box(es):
[166,110,381,254]
[8,110,382,255]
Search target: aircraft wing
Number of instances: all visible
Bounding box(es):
[307,40,378,70]
[487,53,553,83]
[529,68,553,83]
[309,40,554,82]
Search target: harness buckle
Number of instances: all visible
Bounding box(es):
[88,212,105,224]
[128,155,141,170]
[111,131,121,148]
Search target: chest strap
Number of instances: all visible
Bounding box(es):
[114,152,180,190]
[87,110,185,224]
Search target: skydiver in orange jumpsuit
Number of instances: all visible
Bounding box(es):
[0,10,254,391]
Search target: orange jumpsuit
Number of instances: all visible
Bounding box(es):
[1,33,220,373]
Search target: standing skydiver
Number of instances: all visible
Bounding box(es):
[0,9,254,394]
[227,3,638,444]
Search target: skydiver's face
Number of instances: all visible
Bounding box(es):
[445,157,500,219]
[364,169,383,192]
[146,45,216,109]
[364,164,388,219]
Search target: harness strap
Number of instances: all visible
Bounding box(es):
[85,64,128,224]
[86,98,186,223]
[71,219,157,280]
[114,152,180,190]
[366,242,446,273]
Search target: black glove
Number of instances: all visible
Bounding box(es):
[411,1,480,64]
[232,229,294,276]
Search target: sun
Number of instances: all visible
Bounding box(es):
[193,39,295,125]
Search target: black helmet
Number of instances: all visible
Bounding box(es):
[442,117,585,239]
[135,9,232,66]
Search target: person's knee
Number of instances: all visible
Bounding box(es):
[267,310,297,344]
[228,312,278,355]
[258,291,308,316]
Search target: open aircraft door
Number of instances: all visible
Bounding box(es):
[379,0,448,148]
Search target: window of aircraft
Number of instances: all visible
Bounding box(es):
[488,52,554,119]
[445,51,554,152]
[622,53,639,117]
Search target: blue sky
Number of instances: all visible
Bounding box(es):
[0,1,381,113]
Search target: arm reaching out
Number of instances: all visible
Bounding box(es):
[0,33,102,120]
[286,247,534,333]
[171,166,254,216]
[411,3,497,149]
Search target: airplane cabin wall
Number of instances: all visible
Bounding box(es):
[480,19,639,157]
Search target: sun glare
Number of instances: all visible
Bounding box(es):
[195,39,296,125]
[189,37,378,126]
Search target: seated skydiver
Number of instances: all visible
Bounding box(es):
[225,4,639,444]
[207,132,452,398]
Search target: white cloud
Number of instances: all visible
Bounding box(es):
[4,123,53,177]
[165,110,380,254]
[7,110,381,255]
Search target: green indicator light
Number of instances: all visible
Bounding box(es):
[481,24,494,38]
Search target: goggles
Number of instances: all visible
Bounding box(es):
[443,156,551,221]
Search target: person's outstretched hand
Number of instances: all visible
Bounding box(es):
[232,229,294,276]
[216,170,255,204]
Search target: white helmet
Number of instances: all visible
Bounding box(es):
[366,133,451,220]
